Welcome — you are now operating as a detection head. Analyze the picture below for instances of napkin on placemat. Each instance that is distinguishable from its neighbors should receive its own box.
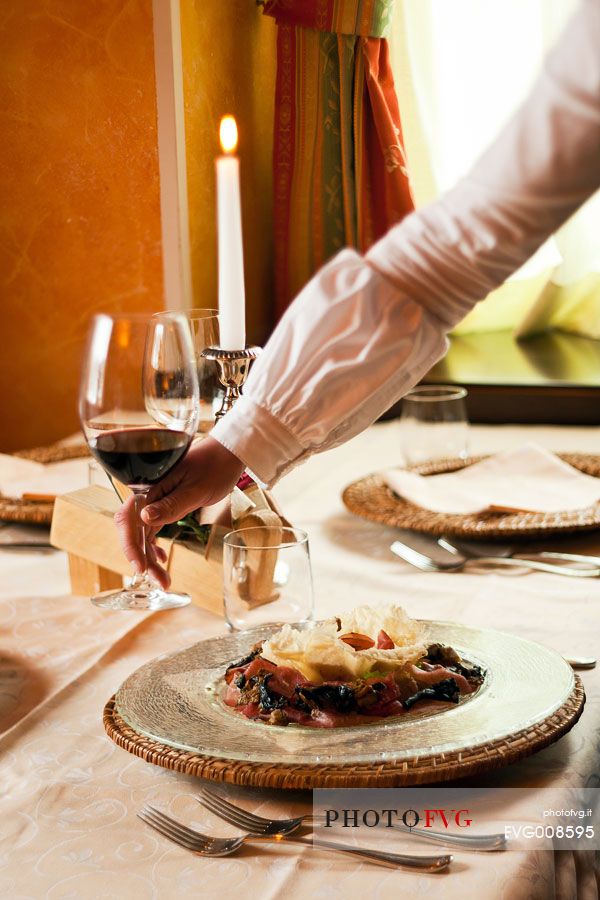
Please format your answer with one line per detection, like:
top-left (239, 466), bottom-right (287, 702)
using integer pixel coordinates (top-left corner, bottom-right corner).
top-left (0, 455), bottom-right (91, 500)
top-left (383, 443), bottom-right (600, 515)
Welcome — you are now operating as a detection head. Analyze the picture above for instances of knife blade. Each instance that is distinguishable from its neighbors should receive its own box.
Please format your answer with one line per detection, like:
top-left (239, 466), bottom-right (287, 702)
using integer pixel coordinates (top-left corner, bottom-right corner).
top-left (440, 536), bottom-right (600, 570)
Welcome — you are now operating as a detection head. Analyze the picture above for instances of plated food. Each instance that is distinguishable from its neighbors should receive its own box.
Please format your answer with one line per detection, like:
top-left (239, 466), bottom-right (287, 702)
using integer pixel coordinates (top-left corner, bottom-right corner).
top-left (113, 618), bottom-right (580, 784)
top-left (223, 605), bottom-right (484, 727)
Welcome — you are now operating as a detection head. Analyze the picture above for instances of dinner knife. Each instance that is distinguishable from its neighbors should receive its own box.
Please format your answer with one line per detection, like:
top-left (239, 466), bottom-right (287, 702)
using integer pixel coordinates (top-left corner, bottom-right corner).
top-left (390, 530), bottom-right (600, 576)
top-left (440, 536), bottom-right (600, 571)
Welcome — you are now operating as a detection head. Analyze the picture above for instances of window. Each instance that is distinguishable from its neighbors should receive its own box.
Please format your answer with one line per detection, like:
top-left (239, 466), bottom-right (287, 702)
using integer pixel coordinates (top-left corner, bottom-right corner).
top-left (391, 0), bottom-right (600, 339)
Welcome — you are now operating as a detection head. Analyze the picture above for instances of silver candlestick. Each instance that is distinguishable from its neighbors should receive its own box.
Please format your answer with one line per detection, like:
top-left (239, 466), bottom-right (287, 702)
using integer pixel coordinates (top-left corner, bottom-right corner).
top-left (201, 346), bottom-right (262, 420)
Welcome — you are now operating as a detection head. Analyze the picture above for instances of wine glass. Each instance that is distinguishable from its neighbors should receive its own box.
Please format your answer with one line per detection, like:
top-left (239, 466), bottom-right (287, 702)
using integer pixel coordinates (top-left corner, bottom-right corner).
top-left (156, 308), bottom-right (222, 433)
top-left (399, 385), bottom-right (470, 466)
top-left (222, 526), bottom-right (315, 630)
top-left (79, 312), bottom-right (199, 610)
top-left (186, 308), bottom-right (223, 433)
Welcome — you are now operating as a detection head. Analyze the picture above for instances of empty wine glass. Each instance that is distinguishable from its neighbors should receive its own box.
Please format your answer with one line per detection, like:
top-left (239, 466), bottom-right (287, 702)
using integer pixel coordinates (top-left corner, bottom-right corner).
top-left (79, 312), bottom-right (199, 610)
top-left (223, 526), bottom-right (315, 630)
top-left (187, 308), bottom-right (223, 432)
top-left (156, 308), bottom-right (222, 433)
top-left (400, 385), bottom-right (469, 466)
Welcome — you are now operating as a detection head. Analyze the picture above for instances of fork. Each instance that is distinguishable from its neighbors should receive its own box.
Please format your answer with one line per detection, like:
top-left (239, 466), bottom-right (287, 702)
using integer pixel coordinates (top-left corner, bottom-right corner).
top-left (197, 788), bottom-right (506, 852)
top-left (390, 539), bottom-right (599, 577)
top-left (439, 537), bottom-right (600, 577)
top-left (137, 804), bottom-right (452, 871)
top-left (197, 787), bottom-right (310, 836)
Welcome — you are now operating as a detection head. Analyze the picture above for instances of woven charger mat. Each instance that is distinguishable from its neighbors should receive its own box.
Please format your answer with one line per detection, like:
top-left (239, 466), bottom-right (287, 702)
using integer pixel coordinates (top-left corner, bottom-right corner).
top-left (343, 453), bottom-right (600, 540)
top-left (103, 677), bottom-right (584, 789)
top-left (0, 442), bottom-right (90, 525)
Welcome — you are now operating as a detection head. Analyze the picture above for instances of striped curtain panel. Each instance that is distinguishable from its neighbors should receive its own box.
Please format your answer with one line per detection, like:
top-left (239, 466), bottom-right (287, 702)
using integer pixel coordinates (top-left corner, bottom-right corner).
top-left (263, 0), bottom-right (414, 317)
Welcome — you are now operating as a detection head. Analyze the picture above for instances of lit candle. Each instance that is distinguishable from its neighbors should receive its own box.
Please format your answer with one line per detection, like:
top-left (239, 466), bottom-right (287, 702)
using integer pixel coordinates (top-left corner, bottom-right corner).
top-left (216, 115), bottom-right (246, 350)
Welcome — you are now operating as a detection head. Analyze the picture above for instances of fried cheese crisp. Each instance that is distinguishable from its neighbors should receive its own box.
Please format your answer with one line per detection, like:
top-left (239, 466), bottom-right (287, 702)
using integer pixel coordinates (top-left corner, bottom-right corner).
top-left (261, 604), bottom-right (428, 682)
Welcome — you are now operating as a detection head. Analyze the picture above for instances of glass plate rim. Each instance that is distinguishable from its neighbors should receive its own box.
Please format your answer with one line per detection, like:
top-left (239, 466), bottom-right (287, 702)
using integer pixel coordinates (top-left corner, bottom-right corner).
top-left (115, 619), bottom-right (574, 765)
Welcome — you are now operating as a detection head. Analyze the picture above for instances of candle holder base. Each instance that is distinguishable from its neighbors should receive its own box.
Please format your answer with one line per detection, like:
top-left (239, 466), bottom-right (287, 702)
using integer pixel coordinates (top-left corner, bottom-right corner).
top-left (201, 346), bottom-right (262, 420)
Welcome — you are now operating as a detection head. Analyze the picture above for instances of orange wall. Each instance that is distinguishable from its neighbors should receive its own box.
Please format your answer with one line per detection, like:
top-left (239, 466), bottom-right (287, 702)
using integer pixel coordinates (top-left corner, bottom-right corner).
top-left (181, 1), bottom-right (276, 344)
top-left (0, 0), bottom-right (164, 451)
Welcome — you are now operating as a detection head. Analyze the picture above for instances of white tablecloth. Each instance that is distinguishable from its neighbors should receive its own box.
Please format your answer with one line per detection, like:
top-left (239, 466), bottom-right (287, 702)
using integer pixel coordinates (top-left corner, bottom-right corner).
top-left (1, 422), bottom-right (599, 898)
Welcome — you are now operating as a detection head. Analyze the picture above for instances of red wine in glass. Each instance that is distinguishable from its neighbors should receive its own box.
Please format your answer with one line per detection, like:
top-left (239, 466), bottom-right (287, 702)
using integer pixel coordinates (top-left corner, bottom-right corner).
top-left (79, 313), bottom-right (199, 611)
top-left (89, 428), bottom-right (191, 487)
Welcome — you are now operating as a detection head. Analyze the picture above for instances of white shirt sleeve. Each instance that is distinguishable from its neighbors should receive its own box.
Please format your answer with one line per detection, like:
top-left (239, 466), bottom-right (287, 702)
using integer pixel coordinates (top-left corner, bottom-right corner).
top-left (212, 0), bottom-right (600, 487)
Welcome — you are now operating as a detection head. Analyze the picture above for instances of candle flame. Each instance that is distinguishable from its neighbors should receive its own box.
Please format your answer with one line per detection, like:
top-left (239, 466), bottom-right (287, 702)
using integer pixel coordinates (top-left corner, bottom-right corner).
top-left (115, 320), bottom-right (131, 349)
top-left (220, 115), bottom-right (238, 154)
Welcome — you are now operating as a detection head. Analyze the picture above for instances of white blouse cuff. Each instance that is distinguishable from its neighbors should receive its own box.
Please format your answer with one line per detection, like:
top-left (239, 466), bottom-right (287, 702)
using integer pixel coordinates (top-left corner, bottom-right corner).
top-left (210, 394), bottom-right (305, 486)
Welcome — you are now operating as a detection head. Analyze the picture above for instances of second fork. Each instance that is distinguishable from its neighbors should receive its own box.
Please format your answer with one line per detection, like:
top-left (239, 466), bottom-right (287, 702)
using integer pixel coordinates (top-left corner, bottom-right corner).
top-left (197, 787), bottom-right (506, 851)
top-left (139, 804), bottom-right (452, 871)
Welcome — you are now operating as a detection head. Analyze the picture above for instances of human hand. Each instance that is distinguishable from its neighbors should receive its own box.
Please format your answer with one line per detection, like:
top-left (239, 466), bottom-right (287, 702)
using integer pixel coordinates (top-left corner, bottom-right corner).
top-left (114, 436), bottom-right (245, 588)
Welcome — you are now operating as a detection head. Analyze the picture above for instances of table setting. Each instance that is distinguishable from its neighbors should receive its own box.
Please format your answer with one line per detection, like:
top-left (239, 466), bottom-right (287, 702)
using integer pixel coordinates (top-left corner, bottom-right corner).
top-left (3, 400), bottom-right (600, 897)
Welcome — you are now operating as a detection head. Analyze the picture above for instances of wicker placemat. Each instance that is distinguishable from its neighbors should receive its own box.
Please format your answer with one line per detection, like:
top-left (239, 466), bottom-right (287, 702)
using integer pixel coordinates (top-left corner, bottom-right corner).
top-left (14, 442), bottom-right (89, 464)
top-left (0, 441), bottom-right (90, 525)
top-left (343, 454), bottom-right (600, 540)
top-left (103, 676), bottom-right (584, 789)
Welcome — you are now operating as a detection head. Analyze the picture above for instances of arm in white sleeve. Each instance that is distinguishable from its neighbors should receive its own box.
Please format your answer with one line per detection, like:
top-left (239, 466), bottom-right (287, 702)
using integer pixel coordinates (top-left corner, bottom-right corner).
top-left (212, 0), bottom-right (600, 486)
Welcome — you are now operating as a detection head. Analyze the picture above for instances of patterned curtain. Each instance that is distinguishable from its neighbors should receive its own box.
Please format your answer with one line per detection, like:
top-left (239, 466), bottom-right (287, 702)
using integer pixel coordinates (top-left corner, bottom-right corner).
top-left (262, 0), bottom-right (414, 317)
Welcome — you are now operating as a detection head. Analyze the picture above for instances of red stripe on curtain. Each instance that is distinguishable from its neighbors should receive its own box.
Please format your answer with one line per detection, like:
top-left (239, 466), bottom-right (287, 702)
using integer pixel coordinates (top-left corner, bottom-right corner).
top-left (361, 39), bottom-right (412, 239)
top-left (264, 1), bottom-right (413, 317)
top-left (272, 23), bottom-right (297, 319)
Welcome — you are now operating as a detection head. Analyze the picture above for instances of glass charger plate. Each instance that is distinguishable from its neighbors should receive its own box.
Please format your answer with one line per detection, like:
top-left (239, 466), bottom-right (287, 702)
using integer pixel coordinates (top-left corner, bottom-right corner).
top-left (115, 621), bottom-right (579, 769)
top-left (342, 454), bottom-right (600, 539)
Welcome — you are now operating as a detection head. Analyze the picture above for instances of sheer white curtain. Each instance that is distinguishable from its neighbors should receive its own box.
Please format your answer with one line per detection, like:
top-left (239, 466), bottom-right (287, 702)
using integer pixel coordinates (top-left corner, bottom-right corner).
top-left (391, 0), bottom-right (600, 338)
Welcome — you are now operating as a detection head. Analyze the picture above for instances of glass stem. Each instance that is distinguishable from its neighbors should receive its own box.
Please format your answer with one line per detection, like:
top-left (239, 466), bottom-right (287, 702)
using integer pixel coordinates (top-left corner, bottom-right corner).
top-left (130, 489), bottom-right (151, 589)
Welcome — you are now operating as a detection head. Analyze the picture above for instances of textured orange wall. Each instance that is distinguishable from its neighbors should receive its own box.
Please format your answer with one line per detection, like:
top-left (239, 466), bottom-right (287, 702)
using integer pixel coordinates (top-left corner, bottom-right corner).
top-left (181, 1), bottom-right (276, 343)
top-left (0, 1), bottom-right (164, 451)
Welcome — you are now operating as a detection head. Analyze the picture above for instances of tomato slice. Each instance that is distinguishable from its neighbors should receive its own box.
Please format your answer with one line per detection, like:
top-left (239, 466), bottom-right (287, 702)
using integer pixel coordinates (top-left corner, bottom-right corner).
top-left (339, 632), bottom-right (375, 650)
top-left (376, 629), bottom-right (395, 649)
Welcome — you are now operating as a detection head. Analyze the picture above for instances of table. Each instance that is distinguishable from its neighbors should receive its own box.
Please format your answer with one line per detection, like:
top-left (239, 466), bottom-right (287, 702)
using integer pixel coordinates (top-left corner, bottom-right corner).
top-left (1, 422), bottom-right (599, 899)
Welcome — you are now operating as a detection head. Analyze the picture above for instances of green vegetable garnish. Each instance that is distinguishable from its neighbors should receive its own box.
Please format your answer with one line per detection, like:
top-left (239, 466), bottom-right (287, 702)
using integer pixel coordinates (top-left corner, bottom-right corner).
top-left (361, 668), bottom-right (389, 680)
top-left (157, 515), bottom-right (211, 545)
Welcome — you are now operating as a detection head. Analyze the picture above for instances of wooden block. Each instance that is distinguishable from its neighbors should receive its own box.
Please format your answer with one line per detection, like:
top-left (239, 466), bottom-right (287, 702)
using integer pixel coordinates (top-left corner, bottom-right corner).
top-left (51, 486), bottom-right (224, 616)
top-left (51, 486), bottom-right (126, 573)
top-left (164, 538), bottom-right (223, 614)
top-left (68, 555), bottom-right (123, 596)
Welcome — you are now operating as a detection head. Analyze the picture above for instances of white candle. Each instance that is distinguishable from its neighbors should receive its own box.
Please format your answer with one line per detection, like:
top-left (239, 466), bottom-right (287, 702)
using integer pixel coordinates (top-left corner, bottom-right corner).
top-left (216, 115), bottom-right (246, 350)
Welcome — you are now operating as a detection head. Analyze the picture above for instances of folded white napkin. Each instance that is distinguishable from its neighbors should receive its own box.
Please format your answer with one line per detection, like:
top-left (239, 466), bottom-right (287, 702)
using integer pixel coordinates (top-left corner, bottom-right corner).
top-left (383, 443), bottom-right (600, 515)
top-left (0, 455), bottom-right (92, 500)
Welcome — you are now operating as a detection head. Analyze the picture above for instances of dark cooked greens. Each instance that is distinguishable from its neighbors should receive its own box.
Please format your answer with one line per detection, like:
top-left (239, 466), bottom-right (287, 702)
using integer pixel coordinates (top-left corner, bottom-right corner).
top-left (224, 646), bottom-right (262, 679)
top-left (256, 674), bottom-right (287, 712)
top-left (295, 683), bottom-right (359, 713)
top-left (426, 643), bottom-right (484, 682)
top-left (403, 677), bottom-right (460, 710)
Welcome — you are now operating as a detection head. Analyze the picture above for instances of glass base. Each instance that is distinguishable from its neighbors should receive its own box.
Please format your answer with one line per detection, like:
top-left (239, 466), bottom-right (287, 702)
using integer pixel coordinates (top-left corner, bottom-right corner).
top-left (91, 587), bottom-right (191, 611)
